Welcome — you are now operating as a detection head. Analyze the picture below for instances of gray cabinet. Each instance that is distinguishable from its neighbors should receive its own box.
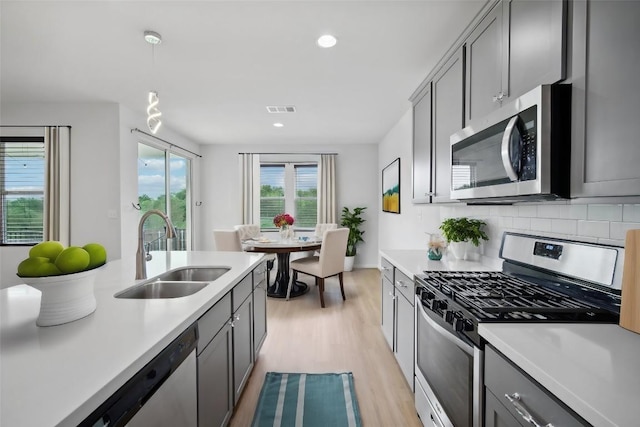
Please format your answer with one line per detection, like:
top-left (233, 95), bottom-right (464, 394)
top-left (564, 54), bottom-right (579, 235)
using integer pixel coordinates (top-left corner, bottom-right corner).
top-left (232, 274), bottom-right (254, 404)
top-left (253, 262), bottom-right (267, 358)
top-left (465, 0), bottom-right (566, 124)
top-left (570, 0), bottom-right (640, 198)
top-left (465, 1), bottom-right (505, 123)
top-left (432, 48), bottom-right (464, 203)
top-left (198, 323), bottom-right (233, 427)
top-left (380, 257), bottom-right (414, 391)
top-left (197, 293), bottom-right (233, 427)
top-left (412, 83), bottom-right (433, 203)
top-left (484, 345), bottom-right (588, 426)
top-left (381, 258), bottom-right (395, 348)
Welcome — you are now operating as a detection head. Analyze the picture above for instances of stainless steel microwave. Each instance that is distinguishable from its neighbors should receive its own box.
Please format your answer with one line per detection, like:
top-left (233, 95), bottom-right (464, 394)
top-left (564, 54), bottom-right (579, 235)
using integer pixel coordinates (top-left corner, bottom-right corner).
top-left (450, 84), bottom-right (571, 202)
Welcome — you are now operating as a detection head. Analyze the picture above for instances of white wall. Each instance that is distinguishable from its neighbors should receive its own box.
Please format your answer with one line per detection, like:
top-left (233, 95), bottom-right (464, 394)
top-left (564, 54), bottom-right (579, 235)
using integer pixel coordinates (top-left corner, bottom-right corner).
top-left (197, 143), bottom-right (379, 268)
top-left (378, 107), bottom-right (640, 263)
top-left (1, 103), bottom-right (122, 287)
top-left (0, 102), bottom-right (201, 287)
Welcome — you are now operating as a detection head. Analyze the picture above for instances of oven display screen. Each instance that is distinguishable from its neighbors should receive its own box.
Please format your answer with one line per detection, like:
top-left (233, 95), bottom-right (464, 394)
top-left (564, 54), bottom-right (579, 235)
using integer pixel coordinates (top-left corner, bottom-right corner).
top-left (533, 241), bottom-right (563, 259)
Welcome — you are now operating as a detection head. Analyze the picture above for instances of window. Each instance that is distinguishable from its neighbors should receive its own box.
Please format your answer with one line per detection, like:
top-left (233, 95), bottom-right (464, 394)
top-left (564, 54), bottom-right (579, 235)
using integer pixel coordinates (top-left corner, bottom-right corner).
top-left (0, 137), bottom-right (45, 244)
top-left (138, 143), bottom-right (191, 250)
top-left (259, 162), bottom-right (318, 229)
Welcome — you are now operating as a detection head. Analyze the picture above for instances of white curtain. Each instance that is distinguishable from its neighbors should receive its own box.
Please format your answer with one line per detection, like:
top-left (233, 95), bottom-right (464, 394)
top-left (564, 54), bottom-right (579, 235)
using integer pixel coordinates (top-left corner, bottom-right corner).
top-left (44, 126), bottom-right (70, 244)
top-left (239, 153), bottom-right (260, 224)
top-left (318, 154), bottom-right (337, 223)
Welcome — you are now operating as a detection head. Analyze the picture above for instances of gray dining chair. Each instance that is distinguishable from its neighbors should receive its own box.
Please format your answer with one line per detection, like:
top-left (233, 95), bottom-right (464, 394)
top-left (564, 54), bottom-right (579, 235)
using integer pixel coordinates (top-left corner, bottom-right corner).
top-left (289, 228), bottom-right (349, 308)
top-left (213, 229), bottom-right (242, 251)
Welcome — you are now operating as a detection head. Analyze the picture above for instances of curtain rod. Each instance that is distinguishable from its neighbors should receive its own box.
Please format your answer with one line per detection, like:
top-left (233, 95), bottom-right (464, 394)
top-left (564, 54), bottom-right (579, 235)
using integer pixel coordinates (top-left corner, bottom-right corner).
top-left (131, 128), bottom-right (202, 158)
top-left (238, 152), bottom-right (338, 155)
top-left (0, 125), bottom-right (72, 128)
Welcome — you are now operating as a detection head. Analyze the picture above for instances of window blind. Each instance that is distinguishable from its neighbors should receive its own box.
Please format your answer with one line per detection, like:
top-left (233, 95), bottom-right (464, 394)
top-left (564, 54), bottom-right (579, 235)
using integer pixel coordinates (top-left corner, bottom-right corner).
top-left (260, 165), bottom-right (285, 228)
top-left (0, 137), bottom-right (45, 244)
top-left (294, 165), bottom-right (317, 228)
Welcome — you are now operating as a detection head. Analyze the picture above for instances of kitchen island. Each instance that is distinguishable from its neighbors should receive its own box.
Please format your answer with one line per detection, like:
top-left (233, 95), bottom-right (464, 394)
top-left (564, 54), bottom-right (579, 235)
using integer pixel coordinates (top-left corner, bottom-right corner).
top-left (0, 251), bottom-right (264, 427)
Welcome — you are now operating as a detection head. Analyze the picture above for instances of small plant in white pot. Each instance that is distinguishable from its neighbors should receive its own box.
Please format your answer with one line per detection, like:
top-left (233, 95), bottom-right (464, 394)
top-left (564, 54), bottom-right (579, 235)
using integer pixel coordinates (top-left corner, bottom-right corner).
top-left (439, 217), bottom-right (488, 261)
top-left (340, 206), bottom-right (366, 271)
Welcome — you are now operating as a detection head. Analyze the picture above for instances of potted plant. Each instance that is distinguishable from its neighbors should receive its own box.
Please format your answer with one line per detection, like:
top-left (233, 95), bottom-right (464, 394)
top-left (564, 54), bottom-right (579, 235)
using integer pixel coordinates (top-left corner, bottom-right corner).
top-left (439, 217), bottom-right (488, 260)
top-left (340, 206), bottom-right (367, 271)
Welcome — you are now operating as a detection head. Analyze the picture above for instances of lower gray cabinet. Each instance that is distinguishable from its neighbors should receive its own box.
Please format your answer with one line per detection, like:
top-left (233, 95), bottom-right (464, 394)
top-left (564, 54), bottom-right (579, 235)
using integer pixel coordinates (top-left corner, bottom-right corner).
top-left (484, 345), bottom-right (588, 426)
top-left (253, 263), bottom-right (267, 358)
top-left (232, 291), bottom-right (253, 404)
top-left (197, 323), bottom-right (233, 427)
top-left (380, 257), bottom-right (414, 391)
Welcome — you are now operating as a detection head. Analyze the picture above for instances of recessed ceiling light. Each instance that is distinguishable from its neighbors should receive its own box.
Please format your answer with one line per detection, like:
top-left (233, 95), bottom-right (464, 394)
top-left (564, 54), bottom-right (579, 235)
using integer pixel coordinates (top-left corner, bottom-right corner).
top-left (273, 123), bottom-right (284, 128)
top-left (317, 34), bottom-right (337, 48)
top-left (144, 30), bottom-right (162, 45)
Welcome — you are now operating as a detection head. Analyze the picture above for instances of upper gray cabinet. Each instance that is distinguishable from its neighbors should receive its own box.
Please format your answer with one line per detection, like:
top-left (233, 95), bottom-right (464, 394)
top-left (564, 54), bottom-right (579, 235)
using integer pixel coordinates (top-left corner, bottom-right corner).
top-left (412, 83), bottom-right (433, 203)
top-left (570, 0), bottom-right (640, 198)
top-left (465, 0), bottom-right (566, 124)
top-left (432, 49), bottom-right (465, 204)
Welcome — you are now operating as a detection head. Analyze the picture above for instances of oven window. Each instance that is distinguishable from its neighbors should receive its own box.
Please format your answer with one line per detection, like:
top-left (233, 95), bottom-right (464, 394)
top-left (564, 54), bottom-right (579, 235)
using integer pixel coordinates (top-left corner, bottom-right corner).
top-left (417, 307), bottom-right (474, 427)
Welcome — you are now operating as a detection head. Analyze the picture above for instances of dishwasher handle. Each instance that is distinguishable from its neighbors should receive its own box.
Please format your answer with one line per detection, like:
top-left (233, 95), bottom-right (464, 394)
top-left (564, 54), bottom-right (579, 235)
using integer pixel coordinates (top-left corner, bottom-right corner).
top-left (79, 325), bottom-right (198, 427)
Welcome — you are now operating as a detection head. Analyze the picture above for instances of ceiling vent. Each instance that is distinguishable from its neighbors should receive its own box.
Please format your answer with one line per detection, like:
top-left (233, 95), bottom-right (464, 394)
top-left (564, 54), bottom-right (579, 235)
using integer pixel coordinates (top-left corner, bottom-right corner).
top-left (266, 105), bottom-right (296, 113)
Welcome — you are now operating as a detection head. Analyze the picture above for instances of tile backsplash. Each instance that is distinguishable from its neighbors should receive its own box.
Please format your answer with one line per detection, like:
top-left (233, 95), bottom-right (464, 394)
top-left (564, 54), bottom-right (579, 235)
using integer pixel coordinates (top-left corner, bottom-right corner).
top-left (440, 203), bottom-right (640, 260)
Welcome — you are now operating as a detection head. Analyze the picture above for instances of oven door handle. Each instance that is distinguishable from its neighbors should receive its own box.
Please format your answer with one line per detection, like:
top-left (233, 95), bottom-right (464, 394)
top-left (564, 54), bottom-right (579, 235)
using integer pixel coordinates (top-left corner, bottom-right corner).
top-left (501, 116), bottom-right (520, 181)
top-left (416, 296), bottom-right (474, 356)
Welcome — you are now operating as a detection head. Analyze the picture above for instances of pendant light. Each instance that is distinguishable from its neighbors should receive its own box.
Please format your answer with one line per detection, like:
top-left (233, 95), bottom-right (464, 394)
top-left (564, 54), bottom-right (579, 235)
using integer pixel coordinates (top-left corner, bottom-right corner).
top-left (144, 30), bottom-right (162, 134)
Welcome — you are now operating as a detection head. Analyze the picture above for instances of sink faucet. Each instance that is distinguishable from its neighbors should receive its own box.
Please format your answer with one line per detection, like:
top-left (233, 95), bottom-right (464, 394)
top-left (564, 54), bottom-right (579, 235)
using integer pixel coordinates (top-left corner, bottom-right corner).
top-left (136, 209), bottom-right (177, 280)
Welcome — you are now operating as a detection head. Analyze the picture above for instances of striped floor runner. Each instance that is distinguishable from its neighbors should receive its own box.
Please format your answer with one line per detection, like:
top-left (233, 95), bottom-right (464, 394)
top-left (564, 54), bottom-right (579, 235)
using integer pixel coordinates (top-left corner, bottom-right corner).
top-left (251, 372), bottom-right (362, 427)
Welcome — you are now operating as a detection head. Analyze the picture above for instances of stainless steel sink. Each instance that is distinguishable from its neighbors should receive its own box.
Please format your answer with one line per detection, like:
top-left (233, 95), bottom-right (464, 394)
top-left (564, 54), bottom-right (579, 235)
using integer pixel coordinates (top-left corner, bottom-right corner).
top-left (115, 267), bottom-right (230, 299)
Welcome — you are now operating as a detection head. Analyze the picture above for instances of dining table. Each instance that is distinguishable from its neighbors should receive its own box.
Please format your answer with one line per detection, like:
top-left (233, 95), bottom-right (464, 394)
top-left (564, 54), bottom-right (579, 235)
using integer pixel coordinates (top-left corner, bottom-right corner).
top-left (243, 238), bottom-right (322, 298)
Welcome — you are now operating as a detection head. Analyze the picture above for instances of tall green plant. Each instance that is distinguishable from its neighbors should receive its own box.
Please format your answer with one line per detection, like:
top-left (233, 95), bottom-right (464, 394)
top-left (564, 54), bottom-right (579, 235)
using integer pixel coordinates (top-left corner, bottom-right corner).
top-left (340, 206), bottom-right (367, 256)
top-left (439, 217), bottom-right (488, 246)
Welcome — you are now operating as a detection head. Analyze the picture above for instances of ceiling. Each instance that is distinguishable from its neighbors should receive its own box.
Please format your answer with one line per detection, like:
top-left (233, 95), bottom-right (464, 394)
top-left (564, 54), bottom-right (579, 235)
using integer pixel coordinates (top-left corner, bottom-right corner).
top-left (1, 1), bottom-right (485, 146)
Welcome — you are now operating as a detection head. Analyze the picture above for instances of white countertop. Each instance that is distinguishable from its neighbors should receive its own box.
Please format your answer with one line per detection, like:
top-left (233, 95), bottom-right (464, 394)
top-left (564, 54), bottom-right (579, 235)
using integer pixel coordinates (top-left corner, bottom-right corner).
top-left (379, 249), bottom-right (502, 277)
top-left (480, 323), bottom-right (640, 427)
top-left (0, 251), bottom-right (264, 427)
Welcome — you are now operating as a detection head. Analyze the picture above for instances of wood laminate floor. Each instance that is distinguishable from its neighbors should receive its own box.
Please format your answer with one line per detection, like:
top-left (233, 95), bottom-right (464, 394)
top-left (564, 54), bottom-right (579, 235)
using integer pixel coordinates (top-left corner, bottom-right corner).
top-left (229, 268), bottom-right (422, 427)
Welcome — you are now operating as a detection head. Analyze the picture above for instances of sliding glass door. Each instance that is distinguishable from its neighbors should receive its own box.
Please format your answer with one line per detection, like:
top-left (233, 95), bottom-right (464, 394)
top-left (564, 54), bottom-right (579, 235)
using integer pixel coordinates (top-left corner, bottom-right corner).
top-left (138, 143), bottom-right (191, 250)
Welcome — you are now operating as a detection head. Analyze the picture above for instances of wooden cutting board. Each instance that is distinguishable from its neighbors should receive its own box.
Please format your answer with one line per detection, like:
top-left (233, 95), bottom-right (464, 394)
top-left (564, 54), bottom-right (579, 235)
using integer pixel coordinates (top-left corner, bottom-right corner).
top-left (620, 229), bottom-right (640, 333)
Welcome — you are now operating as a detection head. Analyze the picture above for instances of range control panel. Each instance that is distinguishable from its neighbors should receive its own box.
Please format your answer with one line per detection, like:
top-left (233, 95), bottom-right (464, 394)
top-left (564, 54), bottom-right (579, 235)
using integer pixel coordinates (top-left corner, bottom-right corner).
top-left (533, 241), bottom-right (563, 260)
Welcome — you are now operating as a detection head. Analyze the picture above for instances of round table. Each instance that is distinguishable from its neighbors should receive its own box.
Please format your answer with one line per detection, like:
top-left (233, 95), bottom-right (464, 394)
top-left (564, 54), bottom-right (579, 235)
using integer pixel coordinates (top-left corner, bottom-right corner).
top-left (244, 240), bottom-right (322, 298)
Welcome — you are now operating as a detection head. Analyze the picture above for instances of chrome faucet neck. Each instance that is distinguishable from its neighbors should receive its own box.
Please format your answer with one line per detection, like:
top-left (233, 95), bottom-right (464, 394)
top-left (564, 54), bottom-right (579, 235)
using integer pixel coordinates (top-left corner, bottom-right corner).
top-left (135, 209), bottom-right (177, 280)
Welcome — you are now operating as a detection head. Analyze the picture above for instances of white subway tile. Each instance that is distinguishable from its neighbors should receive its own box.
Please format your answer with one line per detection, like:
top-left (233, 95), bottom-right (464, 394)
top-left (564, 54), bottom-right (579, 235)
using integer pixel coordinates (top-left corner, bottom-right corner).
top-left (623, 205), bottom-right (640, 222)
top-left (513, 217), bottom-right (531, 230)
top-left (610, 222), bottom-right (640, 240)
top-left (577, 220), bottom-right (609, 238)
top-left (499, 217), bottom-right (514, 228)
top-left (469, 206), bottom-right (491, 216)
top-left (490, 205), bottom-right (516, 217)
top-left (567, 205), bottom-right (588, 220)
top-left (518, 205), bottom-right (538, 217)
top-left (537, 205), bottom-right (567, 219)
top-left (551, 219), bottom-right (577, 235)
top-left (597, 238), bottom-right (625, 247)
top-left (530, 218), bottom-right (552, 232)
top-left (587, 204), bottom-right (623, 221)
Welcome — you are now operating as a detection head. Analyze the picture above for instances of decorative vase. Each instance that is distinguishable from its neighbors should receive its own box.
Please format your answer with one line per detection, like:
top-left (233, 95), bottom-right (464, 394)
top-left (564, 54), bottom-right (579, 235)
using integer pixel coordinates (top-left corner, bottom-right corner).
top-left (448, 241), bottom-right (469, 260)
top-left (344, 256), bottom-right (355, 272)
top-left (19, 266), bottom-right (102, 326)
top-left (279, 225), bottom-right (294, 241)
top-left (428, 247), bottom-right (443, 260)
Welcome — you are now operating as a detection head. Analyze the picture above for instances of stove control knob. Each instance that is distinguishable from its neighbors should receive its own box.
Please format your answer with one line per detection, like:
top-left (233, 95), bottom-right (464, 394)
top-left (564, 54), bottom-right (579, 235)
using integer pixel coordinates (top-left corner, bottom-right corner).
top-left (452, 313), bottom-right (466, 332)
top-left (444, 310), bottom-right (455, 323)
top-left (429, 299), bottom-right (447, 311)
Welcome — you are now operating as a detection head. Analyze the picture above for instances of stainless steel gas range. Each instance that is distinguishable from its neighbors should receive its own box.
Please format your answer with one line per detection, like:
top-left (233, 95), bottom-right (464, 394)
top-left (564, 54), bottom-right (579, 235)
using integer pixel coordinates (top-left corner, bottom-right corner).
top-left (413, 232), bottom-right (624, 427)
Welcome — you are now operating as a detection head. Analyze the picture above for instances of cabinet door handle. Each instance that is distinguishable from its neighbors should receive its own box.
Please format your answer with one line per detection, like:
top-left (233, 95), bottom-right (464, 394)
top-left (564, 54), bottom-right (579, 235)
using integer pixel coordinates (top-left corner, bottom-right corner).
top-left (492, 92), bottom-right (505, 103)
top-left (396, 280), bottom-right (408, 288)
top-left (388, 291), bottom-right (397, 300)
top-left (504, 393), bottom-right (554, 427)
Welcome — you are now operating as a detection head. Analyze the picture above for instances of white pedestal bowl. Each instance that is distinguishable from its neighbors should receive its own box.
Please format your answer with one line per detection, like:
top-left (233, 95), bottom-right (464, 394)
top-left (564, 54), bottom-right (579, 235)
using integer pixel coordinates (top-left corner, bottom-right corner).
top-left (19, 267), bottom-right (101, 327)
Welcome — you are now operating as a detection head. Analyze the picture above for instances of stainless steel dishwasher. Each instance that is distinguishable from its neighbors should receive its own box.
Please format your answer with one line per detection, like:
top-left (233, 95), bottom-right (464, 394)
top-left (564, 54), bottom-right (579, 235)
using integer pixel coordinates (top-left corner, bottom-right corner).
top-left (80, 325), bottom-right (198, 427)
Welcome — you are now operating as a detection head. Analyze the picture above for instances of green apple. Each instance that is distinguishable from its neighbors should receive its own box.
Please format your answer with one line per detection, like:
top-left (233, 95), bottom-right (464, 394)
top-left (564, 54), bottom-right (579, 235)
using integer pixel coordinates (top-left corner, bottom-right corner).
top-left (18, 256), bottom-right (53, 277)
top-left (29, 241), bottom-right (64, 262)
top-left (55, 247), bottom-right (90, 274)
top-left (83, 243), bottom-right (107, 269)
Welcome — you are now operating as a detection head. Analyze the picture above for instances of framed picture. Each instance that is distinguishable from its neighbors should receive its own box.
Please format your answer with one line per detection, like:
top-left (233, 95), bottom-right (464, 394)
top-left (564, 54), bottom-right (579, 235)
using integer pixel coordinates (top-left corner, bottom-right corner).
top-left (382, 158), bottom-right (400, 213)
